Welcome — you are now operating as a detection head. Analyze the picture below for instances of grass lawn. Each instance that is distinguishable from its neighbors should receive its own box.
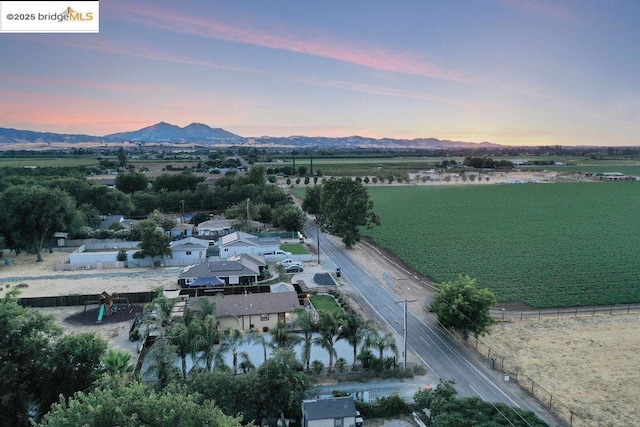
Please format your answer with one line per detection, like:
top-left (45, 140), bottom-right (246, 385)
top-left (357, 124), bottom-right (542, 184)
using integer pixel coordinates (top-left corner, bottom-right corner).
top-left (310, 295), bottom-right (342, 315)
top-left (281, 243), bottom-right (309, 254)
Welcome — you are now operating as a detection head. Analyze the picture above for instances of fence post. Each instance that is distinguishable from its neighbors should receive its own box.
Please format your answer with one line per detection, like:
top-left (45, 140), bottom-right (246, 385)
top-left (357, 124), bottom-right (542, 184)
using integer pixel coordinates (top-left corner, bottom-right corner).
top-left (514, 368), bottom-right (518, 382)
top-left (520, 311), bottom-right (523, 321)
top-left (575, 307), bottom-right (577, 317)
top-left (549, 395), bottom-right (553, 408)
top-left (531, 380), bottom-right (535, 394)
top-left (488, 348), bottom-right (491, 359)
top-left (475, 337), bottom-right (478, 350)
top-left (570, 410), bottom-right (574, 426)
top-left (557, 309), bottom-right (559, 319)
top-left (538, 310), bottom-right (541, 320)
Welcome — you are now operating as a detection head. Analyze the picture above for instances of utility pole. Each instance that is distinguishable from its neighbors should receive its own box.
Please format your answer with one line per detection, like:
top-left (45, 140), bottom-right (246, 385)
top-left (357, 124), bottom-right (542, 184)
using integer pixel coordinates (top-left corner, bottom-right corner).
top-left (395, 299), bottom-right (417, 370)
top-left (315, 216), bottom-right (320, 264)
top-left (246, 198), bottom-right (251, 231)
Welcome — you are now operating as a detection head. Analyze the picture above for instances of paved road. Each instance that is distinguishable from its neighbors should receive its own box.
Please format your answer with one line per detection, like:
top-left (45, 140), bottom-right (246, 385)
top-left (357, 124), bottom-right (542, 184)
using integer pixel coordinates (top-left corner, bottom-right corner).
top-left (303, 220), bottom-right (558, 425)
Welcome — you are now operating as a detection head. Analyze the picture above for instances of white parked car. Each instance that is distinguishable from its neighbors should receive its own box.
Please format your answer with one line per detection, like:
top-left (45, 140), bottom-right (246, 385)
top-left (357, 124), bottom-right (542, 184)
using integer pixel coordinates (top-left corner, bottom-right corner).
top-left (277, 258), bottom-right (302, 267)
top-left (265, 249), bottom-right (292, 256)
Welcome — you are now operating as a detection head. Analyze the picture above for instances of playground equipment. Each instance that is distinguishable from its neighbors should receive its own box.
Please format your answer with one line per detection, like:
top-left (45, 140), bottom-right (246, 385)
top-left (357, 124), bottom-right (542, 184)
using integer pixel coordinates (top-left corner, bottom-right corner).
top-left (84, 291), bottom-right (130, 323)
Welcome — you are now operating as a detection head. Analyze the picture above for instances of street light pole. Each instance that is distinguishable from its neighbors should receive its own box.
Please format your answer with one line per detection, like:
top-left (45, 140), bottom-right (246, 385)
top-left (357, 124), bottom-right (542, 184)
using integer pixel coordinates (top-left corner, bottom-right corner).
top-left (395, 299), bottom-right (417, 370)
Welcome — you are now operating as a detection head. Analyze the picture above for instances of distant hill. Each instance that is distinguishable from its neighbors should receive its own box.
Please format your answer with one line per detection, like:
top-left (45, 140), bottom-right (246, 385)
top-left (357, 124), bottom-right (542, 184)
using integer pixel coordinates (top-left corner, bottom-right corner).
top-left (0, 122), bottom-right (502, 149)
top-left (0, 127), bottom-right (104, 144)
top-left (247, 135), bottom-right (502, 149)
top-left (105, 122), bottom-right (242, 142)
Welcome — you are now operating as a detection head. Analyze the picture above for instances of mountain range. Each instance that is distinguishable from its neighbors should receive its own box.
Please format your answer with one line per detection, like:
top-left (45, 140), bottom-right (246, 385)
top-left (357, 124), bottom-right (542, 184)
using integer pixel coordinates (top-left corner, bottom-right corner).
top-left (0, 122), bottom-right (501, 149)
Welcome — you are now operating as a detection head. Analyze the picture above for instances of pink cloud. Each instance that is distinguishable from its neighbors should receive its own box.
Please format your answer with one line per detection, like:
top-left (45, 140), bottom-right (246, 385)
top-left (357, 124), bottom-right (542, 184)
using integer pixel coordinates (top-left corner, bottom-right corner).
top-left (32, 36), bottom-right (254, 73)
top-left (113, 4), bottom-right (471, 83)
top-left (0, 73), bottom-right (164, 94)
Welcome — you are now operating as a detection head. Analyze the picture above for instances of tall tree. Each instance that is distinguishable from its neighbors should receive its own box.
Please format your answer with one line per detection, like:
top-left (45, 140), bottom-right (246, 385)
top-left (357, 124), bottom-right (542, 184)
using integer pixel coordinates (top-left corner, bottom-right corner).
top-left (117, 146), bottom-right (128, 167)
top-left (320, 178), bottom-right (380, 247)
top-left (222, 328), bottom-right (247, 375)
top-left (38, 381), bottom-right (243, 427)
top-left (0, 290), bottom-right (61, 426)
top-left (341, 312), bottom-right (375, 368)
top-left (0, 185), bottom-right (81, 261)
top-left (39, 332), bottom-right (108, 415)
top-left (301, 185), bottom-right (322, 215)
top-left (192, 314), bottom-right (222, 372)
top-left (115, 172), bottom-right (149, 193)
top-left (136, 221), bottom-right (172, 265)
top-left (294, 307), bottom-right (317, 371)
top-left (313, 311), bottom-right (344, 372)
top-left (429, 274), bottom-right (497, 340)
top-left (364, 330), bottom-right (397, 361)
top-left (169, 318), bottom-right (202, 380)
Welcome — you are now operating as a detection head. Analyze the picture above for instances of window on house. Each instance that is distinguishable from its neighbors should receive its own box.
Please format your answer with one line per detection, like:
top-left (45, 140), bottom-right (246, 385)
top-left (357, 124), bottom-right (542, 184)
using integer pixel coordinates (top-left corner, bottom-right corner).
top-left (186, 251), bottom-right (192, 255)
top-left (260, 313), bottom-right (269, 321)
top-left (334, 419), bottom-right (344, 427)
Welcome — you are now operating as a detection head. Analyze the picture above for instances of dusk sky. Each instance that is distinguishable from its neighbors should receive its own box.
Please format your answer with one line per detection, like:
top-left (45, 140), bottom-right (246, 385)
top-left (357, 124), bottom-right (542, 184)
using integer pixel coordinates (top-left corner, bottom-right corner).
top-left (1, 0), bottom-right (639, 146)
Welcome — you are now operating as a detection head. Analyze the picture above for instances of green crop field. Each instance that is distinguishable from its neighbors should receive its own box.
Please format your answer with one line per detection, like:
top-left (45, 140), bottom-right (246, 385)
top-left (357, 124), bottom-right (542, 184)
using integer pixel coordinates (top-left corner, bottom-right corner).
top-left (364, 182), bottom-right (640, 308)
top-left (0, 157), bottom-right (99, 168)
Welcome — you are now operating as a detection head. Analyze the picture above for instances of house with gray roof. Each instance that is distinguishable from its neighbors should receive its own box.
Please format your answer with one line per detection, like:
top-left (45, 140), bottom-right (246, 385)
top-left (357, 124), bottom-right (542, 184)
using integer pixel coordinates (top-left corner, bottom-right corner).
top-left (301, 396), bottom-right (360, 427)
top-left (206, 290), bottom-right (300, 331)
top-left (177, 253), bottom-right (266, 288)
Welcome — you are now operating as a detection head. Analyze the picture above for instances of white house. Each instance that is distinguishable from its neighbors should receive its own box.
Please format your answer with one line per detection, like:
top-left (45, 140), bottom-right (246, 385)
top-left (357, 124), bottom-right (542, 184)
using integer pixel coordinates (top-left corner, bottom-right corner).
top-left (169, 237), bottom-right (210, 261)
top-left (217, 231), bottom-right (281, 257)
top-left (195, 218), bottom-right (234, 237)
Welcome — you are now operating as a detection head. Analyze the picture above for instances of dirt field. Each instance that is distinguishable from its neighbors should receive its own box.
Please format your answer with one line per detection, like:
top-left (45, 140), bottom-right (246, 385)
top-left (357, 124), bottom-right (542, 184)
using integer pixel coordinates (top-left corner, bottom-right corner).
top-left (3, 236), bottom-right (639, 425)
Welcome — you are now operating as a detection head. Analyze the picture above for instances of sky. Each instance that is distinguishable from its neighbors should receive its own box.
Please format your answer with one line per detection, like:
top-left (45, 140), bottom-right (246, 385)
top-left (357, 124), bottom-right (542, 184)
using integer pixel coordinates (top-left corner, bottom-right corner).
top-left (1, 0), bottom-right (639, 146)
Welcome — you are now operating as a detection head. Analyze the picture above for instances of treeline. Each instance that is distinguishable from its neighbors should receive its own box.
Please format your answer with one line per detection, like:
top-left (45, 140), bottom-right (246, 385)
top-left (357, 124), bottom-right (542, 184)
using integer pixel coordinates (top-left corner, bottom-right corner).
top-left (0, 165), bottom-right (305, 260)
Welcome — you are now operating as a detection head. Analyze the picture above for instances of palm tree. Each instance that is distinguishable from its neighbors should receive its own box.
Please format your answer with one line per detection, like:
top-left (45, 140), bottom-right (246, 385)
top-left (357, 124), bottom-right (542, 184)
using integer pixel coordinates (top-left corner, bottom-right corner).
top-left (340, 312), bottom-right (375, 369)
top-left (168, 317), bottom-right (202, 379)
top-left (100, 348), bottom-right (134, 381)
top-left (270, 321), bottom-right (302, 351)
top-left (294, 307), bottom-right (317, 371)
top-left (364, 329), bottom-right (398, 361)
top-left (246, 330), bottom-right (270, 364)
top-left (192, 314), bottom-right (220, 371)
top-left (313, 311), bottom-right (344, 372)
top-left (238, 352), bottom-right (254, 373)
top-left (222, 328), bottom-right (245, 375)
top-left (143, 290), bottom-right (176, 332)
top-left (191, 297), bottom-right (217, 320)
top-left (145, 335), bottom-right (179, 390)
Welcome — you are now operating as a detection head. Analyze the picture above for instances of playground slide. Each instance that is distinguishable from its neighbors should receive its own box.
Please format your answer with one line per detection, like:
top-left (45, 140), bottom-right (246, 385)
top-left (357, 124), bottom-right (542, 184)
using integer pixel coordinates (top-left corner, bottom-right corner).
top-left (97, 304), bottom-right (105, 322)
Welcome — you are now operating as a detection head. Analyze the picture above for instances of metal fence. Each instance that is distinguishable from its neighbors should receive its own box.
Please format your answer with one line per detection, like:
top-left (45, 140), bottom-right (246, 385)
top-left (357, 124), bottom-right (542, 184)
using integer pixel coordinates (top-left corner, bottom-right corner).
top-left (19, 291), bottom-right (156, 308)
top-left (491, 304), bottom-right (640, 322)
top-left (470, 337), bottom-right (591, 426)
